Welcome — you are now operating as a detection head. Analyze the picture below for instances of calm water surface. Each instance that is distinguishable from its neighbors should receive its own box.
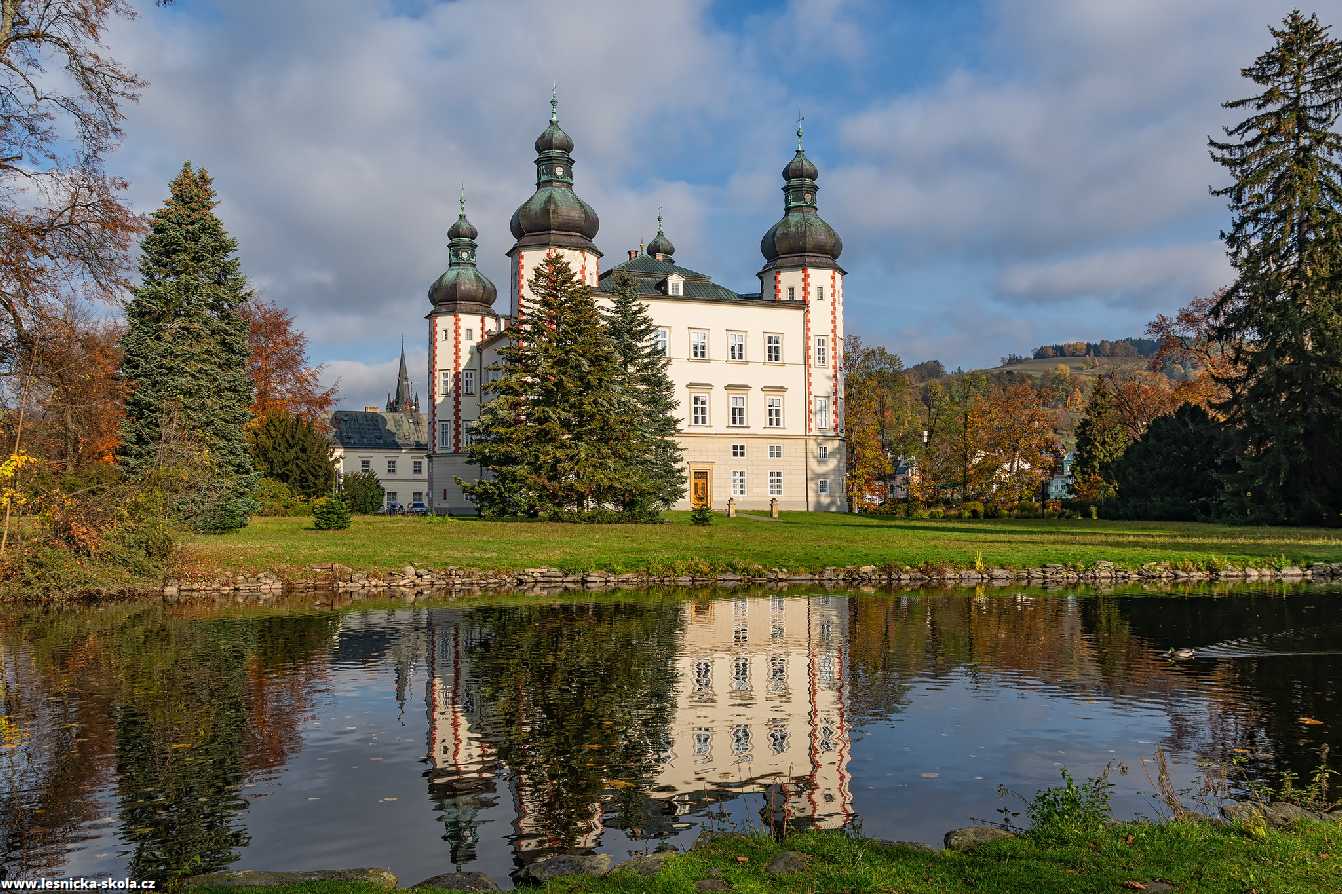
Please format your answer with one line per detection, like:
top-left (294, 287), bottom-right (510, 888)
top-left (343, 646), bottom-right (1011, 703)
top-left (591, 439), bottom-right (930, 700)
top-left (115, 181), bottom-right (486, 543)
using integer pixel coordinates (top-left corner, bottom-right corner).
top-left (2, 587), bottom-right (1340, 886)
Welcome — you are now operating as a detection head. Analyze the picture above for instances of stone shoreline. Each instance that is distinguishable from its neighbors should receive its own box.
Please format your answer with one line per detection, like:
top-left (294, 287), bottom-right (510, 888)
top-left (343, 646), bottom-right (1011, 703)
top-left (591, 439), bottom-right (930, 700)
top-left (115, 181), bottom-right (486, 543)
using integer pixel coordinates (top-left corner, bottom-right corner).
top-left (157, 559), bottom-right (1342, 600)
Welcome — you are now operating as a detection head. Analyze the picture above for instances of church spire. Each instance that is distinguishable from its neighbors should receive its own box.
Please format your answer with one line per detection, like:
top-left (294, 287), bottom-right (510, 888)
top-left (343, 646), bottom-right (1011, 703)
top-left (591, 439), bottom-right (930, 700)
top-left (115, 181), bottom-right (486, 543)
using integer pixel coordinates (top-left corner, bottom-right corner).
top-left (387, 337), bottom-right (416, 413)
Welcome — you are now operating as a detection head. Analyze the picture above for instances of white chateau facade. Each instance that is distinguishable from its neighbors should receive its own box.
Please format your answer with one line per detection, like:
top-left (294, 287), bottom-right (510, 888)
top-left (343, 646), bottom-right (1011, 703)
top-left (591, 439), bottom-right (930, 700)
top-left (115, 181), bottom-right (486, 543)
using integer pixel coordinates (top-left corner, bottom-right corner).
top-left (425, 95), bottom-right (847, 514)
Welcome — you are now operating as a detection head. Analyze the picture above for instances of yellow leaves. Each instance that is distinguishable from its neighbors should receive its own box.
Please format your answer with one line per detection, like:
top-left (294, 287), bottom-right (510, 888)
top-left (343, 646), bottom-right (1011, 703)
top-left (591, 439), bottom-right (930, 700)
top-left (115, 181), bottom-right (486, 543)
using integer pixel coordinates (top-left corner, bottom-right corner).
top-left (169, 742), bottom-right (194, 749)
top-left (606, 779), bottom-right (634, 790)
top-left (1298, 716), bottom-right (1324, 726)
top-left (0, 714), bottom-right (26, 749)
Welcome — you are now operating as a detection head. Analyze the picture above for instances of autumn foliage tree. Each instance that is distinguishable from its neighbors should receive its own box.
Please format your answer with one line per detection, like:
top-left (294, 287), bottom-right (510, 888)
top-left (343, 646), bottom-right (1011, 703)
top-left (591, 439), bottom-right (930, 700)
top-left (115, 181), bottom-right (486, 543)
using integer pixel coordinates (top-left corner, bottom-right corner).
top-left (0, 0), bottom-right (145, 372)
top-left (240, 299), bottom-right (337, 424)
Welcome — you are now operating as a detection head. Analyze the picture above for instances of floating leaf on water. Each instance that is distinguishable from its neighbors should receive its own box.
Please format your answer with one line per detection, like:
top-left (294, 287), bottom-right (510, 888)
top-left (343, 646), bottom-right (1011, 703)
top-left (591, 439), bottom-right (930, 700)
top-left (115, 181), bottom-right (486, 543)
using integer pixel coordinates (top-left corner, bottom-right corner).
top-left (1299, 717), bottom-right (1324, 726)
top-left (169, 742), bottom-right (193, 749)
top-left (920, 772), bottom-right (940, 779)
top-left (1232, 748), bottom-right (1251, 754)
top-left (607, 780), bottom-right (634, 790)
top-left (381, 797), bottom-right (398, 802)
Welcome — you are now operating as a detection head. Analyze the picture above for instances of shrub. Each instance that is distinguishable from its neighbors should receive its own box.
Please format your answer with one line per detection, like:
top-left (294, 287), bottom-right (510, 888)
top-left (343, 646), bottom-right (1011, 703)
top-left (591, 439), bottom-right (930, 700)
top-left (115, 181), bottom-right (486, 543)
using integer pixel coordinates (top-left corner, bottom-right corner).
top-left (689, 506), bottom-right (713, 526)
top-left (1014, 500), bottom-right (1041, 518)
top-left (927, 507), bottom-right (944, 519)
top-left (254, 477), bottom-right (312, 517)
top-left (1025, 768), bottom-right (1115, 843)
top-left (961, 500), bottom-right (985, 519)
top-left (312, 496), bottom-right (352, 530)
top-left (984, 503), bottom-right (1006, 519)
top-left (340, 470), bottom-right (385, 514)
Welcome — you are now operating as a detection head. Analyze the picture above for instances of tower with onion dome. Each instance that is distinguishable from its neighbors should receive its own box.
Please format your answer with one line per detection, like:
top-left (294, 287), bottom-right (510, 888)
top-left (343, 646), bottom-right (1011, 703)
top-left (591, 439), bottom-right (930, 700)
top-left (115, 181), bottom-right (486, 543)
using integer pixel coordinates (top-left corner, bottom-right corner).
top-left (758, 114), bottom-right (846, 442)
top-left (506, 88), bottom-right (602, 319)
top-left (425, 187), bottom-right (503, 508)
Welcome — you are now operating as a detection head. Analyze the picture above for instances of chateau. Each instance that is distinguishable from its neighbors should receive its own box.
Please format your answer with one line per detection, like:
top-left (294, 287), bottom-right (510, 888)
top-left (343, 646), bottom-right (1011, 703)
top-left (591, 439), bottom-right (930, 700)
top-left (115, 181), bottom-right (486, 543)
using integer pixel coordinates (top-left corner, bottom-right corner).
top-left (426, 94), bottom-right (847, 514)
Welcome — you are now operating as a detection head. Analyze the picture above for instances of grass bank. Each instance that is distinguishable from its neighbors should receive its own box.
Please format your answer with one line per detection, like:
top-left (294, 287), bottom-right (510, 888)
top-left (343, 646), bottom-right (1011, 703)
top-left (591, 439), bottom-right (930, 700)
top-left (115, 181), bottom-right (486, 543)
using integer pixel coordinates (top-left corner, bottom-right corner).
top-left (184, 822), bottom-right (1342, 893)
top-left (184, 512), bottom-right (1342, 577)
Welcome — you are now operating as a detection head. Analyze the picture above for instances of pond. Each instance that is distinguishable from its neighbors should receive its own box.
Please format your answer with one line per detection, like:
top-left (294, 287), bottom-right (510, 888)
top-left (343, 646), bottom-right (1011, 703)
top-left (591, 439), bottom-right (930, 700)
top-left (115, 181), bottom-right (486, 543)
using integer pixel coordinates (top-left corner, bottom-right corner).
top-left (2, 586), bottom-right (1340, 886)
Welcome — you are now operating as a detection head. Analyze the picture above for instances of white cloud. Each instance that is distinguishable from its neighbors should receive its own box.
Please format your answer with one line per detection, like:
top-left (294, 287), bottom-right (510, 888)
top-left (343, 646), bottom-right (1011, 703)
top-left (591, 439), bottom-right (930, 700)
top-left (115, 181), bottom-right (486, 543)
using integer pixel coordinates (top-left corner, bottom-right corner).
top-left (998, 243), bottom-right (1231, 309)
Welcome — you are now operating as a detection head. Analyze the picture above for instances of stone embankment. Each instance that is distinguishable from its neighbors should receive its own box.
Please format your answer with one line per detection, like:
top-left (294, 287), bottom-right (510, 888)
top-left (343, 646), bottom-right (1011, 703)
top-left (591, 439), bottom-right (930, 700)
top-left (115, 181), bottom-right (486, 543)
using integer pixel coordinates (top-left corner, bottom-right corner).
top-left (160, 560), bottom-right (1342, 600)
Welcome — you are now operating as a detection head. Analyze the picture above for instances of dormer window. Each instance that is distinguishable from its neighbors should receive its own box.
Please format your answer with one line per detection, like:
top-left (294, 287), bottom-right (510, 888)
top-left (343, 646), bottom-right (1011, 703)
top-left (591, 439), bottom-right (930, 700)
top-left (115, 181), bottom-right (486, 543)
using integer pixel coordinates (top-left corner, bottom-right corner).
top-left (667, 274), bottom-right (685, 296)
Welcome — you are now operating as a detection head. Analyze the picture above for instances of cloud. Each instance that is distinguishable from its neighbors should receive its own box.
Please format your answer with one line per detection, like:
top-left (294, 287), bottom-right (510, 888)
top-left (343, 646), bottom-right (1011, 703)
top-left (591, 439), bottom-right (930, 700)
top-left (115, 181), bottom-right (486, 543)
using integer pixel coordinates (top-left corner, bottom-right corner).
top-left (998, 243), bottom-right (1231, 309)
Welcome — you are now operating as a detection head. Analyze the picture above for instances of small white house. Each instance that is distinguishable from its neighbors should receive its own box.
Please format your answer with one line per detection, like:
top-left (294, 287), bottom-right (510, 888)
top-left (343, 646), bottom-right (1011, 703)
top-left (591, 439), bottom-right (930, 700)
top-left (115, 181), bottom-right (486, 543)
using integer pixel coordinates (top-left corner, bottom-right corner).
top-left (330, 350), bottom-right (430, 509)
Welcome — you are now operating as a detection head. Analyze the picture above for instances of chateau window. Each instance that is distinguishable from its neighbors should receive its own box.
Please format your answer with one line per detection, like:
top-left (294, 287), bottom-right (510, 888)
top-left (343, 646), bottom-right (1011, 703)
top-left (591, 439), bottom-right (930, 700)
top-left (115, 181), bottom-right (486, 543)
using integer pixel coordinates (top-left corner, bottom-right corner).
top-left (413, 460), bottom-right (423, 475)
top-left (818, 479), bottom-right (830, 495)
top-left (690, 329), bottom-right (708, 360)
top-left (771, 622), bottom-right (784, 641)
top-left (768, 656), bottom-right (787, 694)
top-left (693, 660), bottom-right (712, 692)
top-left (412, 491), bottom-right (423, 503)
top-left (386, 491), bottom-right (398, 505)
top-left (465, 328), bottom-right (474, 341)
top-left (765, 333), bottom-right (782, 363)
top-left (769, 444), bottom-right (783, 459)
top-left (816, 285), bottom-right (824, 301)
top-left (787, 286), bottom-right (796, 301)
top-left (733, 624), bottom-right (748, 645)
top-left (813, 396), bottom-right (831, 431)
top-left (732, 657), bottom-right (750, 690)
top-left (731, 443), bottom-right (746, 458)
top-left (814, 336), bottom-right (828, 367)
top-left (360, 458), bottom-right (371, 473)
top-left (654, 327), bottom-right (669, 355)
top-left (769, 471), bottom-right (783, 496)
top-left (387, 459), bottom-right (397, 475)
top-left (769, 723), bottom-right (789, 754)
top-left (818, 444), bottom-right (829, 459)
top-left (732, 470), bottom-right (746, 496)
top-left (461, 369), bottom-right (476, 395)
top-left (730, 395), bottom-right (746, 426)
top-left (766, 398), bottom-right (783, 428)
top-left (439, 421), bottom-right (451, 449)
top-left (691, 394), bottom-right (709, 426)
top-left (693, 727), bottom-right (712, 759)
top-left (728, 331), bottom-right (746, 361)
top-left (440, 371), bottom-right (451, 393)
top-left (732, 724), bottom-right (752, 756)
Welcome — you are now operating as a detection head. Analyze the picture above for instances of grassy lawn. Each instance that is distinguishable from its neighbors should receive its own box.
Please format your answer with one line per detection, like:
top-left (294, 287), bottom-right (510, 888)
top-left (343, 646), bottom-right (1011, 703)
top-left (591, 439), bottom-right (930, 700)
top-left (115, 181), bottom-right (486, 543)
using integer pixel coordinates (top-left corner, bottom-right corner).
top-left (183, 512), bottom-right (1342, 576)
top-left (185, 824), bottom-right (1342, 893)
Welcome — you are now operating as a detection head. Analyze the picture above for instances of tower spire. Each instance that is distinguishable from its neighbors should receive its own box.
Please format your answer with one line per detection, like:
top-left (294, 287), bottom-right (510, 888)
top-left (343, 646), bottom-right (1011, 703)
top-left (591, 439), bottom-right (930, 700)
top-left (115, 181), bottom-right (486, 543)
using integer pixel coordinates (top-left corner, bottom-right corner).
top-left (796, 110), bottom-right (805, 151)
top-left (550, 82), bottom-right (559, 124)
top-left (388, 336), bottom-right (414, 413)
top-left (458, 183), bottom-right (466, 217)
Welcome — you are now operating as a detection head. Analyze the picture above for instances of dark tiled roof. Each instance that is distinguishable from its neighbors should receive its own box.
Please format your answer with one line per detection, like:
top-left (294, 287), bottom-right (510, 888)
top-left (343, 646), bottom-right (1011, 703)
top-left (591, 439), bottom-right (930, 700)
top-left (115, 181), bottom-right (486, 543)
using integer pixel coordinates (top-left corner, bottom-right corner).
top-left (597, 254), bottom-right (763, 303)
top-left (331, 410), bottom-right (427, 450)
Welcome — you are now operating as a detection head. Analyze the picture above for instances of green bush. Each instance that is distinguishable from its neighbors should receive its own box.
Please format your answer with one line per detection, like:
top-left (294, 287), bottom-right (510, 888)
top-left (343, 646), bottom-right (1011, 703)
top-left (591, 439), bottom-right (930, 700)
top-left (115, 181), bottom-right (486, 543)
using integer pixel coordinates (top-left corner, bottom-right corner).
top-left (959, 500), bottom-right (984, 518)
top-left (312, 496), bottom-right (352, 530)
top-left (927, 507), bottom-right (945, 519)
top-left (253, 477), bottom-right (312, 517)
top-left (690, 506), bottom-right (714, 526)
top-left (340, 470), bottom-right (385, 514)
top-left (1025, 768), bottom-right (1114, 843)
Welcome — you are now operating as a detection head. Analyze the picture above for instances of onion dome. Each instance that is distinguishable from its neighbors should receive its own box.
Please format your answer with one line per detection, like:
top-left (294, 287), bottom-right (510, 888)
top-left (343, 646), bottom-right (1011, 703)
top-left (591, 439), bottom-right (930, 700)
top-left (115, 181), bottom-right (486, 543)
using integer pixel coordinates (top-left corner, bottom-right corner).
top-left (760, 115), bottom-right (843, 268)
top-left (429, 187), bottom-right (497, 310)
top-left (645, 212), bottom-right (675, 258)
top-left (509, 87), bottom-right (601, 252)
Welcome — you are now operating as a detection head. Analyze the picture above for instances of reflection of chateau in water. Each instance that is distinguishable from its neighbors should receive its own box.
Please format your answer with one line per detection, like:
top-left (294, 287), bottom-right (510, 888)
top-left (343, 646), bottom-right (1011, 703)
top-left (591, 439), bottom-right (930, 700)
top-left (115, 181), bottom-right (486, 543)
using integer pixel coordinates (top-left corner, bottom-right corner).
top-left (658, 595), bottom-right (852, 829)
top-left (422, 596), bottom-right (853, 860)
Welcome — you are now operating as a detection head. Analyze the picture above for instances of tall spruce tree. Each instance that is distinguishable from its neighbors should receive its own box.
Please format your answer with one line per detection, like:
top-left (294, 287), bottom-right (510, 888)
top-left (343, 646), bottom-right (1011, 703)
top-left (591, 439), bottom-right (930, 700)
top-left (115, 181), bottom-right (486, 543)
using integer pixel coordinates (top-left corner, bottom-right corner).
top-left (119, 163), bottom-right (258, 532)
top-left (1071, 378), bottom-right (1129, 504)
top-left (1210, 11), bottom-right (1342, 525)
top-left (463, 253), bottom-right (627, 518)
top-left (604, 270), bottom-right (685, 517)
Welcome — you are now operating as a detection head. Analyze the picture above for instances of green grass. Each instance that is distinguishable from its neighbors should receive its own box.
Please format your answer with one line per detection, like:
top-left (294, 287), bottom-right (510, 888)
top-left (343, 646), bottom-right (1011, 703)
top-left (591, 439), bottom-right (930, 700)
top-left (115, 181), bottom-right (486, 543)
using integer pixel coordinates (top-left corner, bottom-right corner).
top-left (185, 824), bottom-right (1342, 893)
top-left (183, 512), bottom-right (1342, 576)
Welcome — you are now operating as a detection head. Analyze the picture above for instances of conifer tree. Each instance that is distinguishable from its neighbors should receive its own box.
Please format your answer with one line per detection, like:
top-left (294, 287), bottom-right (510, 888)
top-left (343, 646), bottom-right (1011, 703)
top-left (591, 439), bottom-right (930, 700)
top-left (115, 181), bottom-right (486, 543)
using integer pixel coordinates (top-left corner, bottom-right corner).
top-left (246, 409), bottom-right (336, 498)
top-left (1210, 11), bottom-right (1342, 524)
top-left (603, 270), bottom-right (684, 517)
top-left (463, 253), bottom-right (627, 518)
top-left (1071, 379), bottom-right (1128, 504)
top-left (119, 163), bottom-right (258, 532)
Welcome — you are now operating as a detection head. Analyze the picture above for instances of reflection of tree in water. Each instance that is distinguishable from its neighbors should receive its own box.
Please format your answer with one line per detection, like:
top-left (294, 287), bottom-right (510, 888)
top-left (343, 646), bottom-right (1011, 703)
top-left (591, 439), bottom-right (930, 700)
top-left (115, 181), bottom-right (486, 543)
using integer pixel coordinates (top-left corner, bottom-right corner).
top-left (1109, 592), bottom-right (1342, 785)
top-left (460, 601), bottom-right (683, 856)
top-left (0, 606), bottom-right (336, 883)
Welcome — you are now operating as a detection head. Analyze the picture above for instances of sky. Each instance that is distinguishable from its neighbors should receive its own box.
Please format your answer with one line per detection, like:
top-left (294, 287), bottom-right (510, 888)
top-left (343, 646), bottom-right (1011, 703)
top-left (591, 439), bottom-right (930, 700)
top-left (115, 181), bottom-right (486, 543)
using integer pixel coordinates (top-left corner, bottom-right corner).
top-left (102, 0), bottom-right (1311, 410)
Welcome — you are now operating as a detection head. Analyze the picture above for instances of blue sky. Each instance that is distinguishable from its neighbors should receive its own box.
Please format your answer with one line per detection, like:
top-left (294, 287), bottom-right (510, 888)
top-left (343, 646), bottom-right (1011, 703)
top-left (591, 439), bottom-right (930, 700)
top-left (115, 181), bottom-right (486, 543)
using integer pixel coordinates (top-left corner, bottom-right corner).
top-left (104, 0), bottom-right (1309, 409)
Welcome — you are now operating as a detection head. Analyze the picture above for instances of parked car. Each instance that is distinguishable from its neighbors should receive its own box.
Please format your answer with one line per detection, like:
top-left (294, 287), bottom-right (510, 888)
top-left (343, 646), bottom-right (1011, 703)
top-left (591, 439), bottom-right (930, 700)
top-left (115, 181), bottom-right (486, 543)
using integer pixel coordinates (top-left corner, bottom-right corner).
top-left (384, 501), bottom-right (404, 515)
top-left (406, 501), bottom-right (429, 516)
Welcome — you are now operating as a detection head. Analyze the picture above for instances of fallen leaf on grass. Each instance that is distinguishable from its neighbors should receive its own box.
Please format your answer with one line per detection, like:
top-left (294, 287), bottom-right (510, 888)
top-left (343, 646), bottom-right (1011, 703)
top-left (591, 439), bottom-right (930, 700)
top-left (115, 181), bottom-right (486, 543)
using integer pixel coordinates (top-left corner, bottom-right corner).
top-left (735, 856), bottom-right (748, 864)
top-left (1124, 834), bottom-right (1135, 846)
top-left (1122, 883), bottom-right (1147, 891)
